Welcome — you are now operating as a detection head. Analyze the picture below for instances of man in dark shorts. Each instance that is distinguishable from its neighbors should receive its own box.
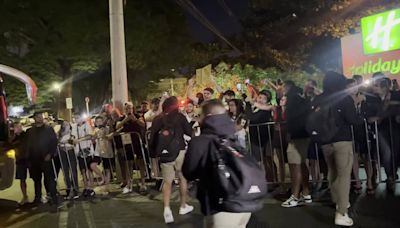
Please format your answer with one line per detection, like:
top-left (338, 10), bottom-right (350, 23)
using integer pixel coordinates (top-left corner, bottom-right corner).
top-left (11, 122), bottom-right (29, 205)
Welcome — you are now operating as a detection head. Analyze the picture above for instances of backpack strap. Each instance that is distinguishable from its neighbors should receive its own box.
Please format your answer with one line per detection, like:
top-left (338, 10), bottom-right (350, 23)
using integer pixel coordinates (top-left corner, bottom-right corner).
top-left (204, 134), bottom-right (244, 159)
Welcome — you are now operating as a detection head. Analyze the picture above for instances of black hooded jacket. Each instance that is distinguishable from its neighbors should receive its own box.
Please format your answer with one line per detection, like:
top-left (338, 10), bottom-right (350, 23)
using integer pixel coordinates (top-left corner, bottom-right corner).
top-left (313, 93), bottom-right (363, 143)
top-left (286, 86), bottom-right (310, 139)
top-left (182, 113), bottom-right (236, 216)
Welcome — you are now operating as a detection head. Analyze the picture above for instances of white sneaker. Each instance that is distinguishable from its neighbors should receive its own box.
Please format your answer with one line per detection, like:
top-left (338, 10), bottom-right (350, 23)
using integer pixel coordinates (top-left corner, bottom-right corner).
top-left (19, 196), bottom-right (29, 205)
top-left (179, 204), bottom-right (194, 215)
top-left (163, 207), bottom-right (174, 224)
top-left (335, 212), bottom-right (354, 226)
top-left (300, 194), bottom-right (312, 204)
top-left (41, 196), bottom-right (48, 204)
top-left (281, 195), bottom-right (300, 208)
top-left (122, 186), bottom-right (132, 194)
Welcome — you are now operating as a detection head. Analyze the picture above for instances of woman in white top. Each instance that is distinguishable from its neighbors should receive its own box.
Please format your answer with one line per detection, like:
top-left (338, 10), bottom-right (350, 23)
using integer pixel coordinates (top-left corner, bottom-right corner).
top-left (58, 121), bottom-right (80, 199)
top-left (71, 114), bottom-right (103, 197)
top-left (92, 116), bottom-right (114, 194)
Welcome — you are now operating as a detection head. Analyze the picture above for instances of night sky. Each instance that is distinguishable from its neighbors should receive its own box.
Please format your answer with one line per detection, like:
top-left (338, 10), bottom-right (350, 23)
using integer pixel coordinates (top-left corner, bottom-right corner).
top-left (180, 0), bottom-right (249, 42)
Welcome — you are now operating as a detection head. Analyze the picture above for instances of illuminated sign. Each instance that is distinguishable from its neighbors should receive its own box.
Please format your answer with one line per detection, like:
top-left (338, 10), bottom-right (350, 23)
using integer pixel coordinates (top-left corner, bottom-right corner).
top-left (341, 33), bottom-right (400, 78)
top-left (361, 8), bottom-right (400, 55)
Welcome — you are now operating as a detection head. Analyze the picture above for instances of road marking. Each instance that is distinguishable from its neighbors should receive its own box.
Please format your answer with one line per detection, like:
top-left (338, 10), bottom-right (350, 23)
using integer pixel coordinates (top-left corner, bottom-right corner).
top-left (82, 203), bottom-right (96, 228)
top-left (6, 212), bottom-right (47, 228)
top-left (58, 208), bottom-right (69, 228)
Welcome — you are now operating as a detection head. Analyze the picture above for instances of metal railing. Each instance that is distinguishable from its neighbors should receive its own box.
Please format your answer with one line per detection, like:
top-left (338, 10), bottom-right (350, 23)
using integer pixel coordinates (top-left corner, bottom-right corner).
top-left (50, 114), bottom-right (400, 192)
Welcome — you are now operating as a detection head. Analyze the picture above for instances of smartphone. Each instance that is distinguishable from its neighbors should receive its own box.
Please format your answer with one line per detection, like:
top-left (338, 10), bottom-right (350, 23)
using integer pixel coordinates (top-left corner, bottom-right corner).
top-left (236, 83), bottom-right (242, 91)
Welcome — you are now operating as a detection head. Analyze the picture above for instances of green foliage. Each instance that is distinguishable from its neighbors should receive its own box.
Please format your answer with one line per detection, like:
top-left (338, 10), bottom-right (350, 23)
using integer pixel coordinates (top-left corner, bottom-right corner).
top-left (0, 0), bottom-right (216, 108)
top-left (213, 61), bottom-right (323, 98)
top-left (241, 0), bottom-right (397, 72)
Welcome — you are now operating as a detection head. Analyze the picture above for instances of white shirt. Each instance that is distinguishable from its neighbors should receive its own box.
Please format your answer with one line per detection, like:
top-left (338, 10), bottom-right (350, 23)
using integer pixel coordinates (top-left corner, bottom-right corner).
top-left (59, 134), bottom-right (75, 151)
top-left (144, 110), bottom-right (160, 129)
top-left (71, 122), bottom-right (95, 156)
top-left (93, 127), bottom-right (114, 158)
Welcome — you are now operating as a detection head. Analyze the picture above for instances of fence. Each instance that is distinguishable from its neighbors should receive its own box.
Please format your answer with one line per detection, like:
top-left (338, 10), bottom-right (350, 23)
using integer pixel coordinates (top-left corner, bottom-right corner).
top-left (51, 116), bottom-right (400, 191)
top-left (51, 130), bottom-right (152, 192)
top-left (246, 118), bottom-right (400, 185)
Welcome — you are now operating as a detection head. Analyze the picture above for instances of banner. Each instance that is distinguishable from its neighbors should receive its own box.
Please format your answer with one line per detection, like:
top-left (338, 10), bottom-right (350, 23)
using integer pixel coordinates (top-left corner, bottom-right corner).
top-left (196, 64), bottom-right (212, 86)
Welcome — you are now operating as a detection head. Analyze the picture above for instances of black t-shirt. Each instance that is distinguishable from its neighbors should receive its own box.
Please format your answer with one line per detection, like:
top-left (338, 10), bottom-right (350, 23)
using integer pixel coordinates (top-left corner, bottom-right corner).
top-left (113, 115), bottom-right (145, 151)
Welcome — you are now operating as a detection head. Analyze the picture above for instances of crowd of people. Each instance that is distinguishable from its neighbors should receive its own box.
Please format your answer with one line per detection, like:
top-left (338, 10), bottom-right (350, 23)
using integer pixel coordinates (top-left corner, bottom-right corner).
top-left (9, 71), bottom-right (400, 227)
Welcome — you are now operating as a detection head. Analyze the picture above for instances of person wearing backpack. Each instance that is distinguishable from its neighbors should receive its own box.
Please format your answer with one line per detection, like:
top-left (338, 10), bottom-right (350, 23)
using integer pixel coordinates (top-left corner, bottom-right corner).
top-left (309, 72), bottom-right (363, 227)
top-left (183, 99), bottom-right (267, 228)
top-left (281, 81), bottom-right (313, 208)
top-left (149, 96), bottom-right (194, 224)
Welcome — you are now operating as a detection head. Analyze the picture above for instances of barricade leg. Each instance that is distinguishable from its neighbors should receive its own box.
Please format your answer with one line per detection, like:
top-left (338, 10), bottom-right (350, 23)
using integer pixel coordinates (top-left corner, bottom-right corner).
top-left (388, 118), bottom-right (399, 184)
top-left (63, 145), bottom-right (79, 194)
top-left (364, 119), bottom-right (377, 193)
top-left (374, 121), bottom-right (383, 183)
top-left (277, 123), bottom-right (286, 185)
top-left (121, 142), bottom-right (134, 190)
top-left (256, 126), bottom-right (264, 171)
top-left (45, 159), bottom-right (58, 202)
top-left (136, 133), bottom-right (150, 180)
top-left (350, 126), bottom-right (362, 193)
top-left (266, 124), bottom-right (277, 183)
top-left (145, 131), bottom-right (161, 179)
top-left (313, 142), bottom-right (321, 187)
top-left (108, 157), bottom-right (115, 182)
top-left (128, 140), bottom-right (142, 191)
top-left (51, 159), bottom-right (58, 183)
top-left (57, 146), bottom-right (72, 194)
top-left (81, 155), bottom-right (91, 191)
top-left (247, 129), bottom-right (252, 157)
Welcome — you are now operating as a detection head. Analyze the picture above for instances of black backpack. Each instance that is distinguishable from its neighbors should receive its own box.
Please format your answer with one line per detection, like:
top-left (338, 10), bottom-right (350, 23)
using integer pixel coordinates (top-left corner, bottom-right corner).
top-left (155, 114), bottom-right (180, 163)
top-left (208, 136), bottom-right (267, 213)
top-left (306, 98), bottom-right (341, 144)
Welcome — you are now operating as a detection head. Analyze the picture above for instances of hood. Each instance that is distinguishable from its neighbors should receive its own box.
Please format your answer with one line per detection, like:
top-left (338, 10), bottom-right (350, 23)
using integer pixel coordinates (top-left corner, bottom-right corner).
top-left (201, 113), bottom-right (236, 137)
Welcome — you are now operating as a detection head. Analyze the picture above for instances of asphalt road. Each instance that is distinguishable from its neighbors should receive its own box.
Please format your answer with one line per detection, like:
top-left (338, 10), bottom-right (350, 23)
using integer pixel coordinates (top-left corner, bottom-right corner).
top-left (1, 179), bottom-right (400, 228)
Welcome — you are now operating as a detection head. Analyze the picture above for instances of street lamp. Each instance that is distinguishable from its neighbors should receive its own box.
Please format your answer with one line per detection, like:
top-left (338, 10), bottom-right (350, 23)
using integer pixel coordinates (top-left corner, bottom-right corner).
top-left (52, 82), bottom-right (61, 93)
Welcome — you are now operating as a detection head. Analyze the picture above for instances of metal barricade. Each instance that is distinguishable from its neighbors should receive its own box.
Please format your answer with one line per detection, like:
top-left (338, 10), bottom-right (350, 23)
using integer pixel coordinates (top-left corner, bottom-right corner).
top-left (247, 121), bottom-right (285, 184)
top-left (243, 117), bottom-right (400, 188)
top-left (112, 131), bottom-right (151, 187)
top-left (55, 143), bottom-right (80, 193)
top-left (145, 130), bottom-right (162, 180)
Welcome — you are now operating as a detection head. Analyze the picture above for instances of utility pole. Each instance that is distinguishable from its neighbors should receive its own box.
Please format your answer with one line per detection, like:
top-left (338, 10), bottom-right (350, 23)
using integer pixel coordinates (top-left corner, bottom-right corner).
top-left (109, 0), bottom-right (128, 112)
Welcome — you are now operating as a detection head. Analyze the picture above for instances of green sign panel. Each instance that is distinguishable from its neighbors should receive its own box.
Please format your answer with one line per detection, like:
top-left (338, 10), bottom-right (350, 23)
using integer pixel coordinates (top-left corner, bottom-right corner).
top-left (361, 8), bottom-right (400, 55)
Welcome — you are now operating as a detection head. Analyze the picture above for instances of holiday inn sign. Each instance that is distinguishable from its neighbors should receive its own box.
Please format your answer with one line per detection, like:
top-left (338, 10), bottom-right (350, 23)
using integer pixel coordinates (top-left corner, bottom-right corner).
top-left (361, 8), bottom-right (400, 55)
top-left (341, 8), bottom-right (400, 78)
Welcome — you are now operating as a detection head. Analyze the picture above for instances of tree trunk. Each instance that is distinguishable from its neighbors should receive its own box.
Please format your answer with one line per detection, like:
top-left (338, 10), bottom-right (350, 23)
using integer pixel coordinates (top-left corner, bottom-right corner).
top-left (57, 59), bottom-right (73, 121)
